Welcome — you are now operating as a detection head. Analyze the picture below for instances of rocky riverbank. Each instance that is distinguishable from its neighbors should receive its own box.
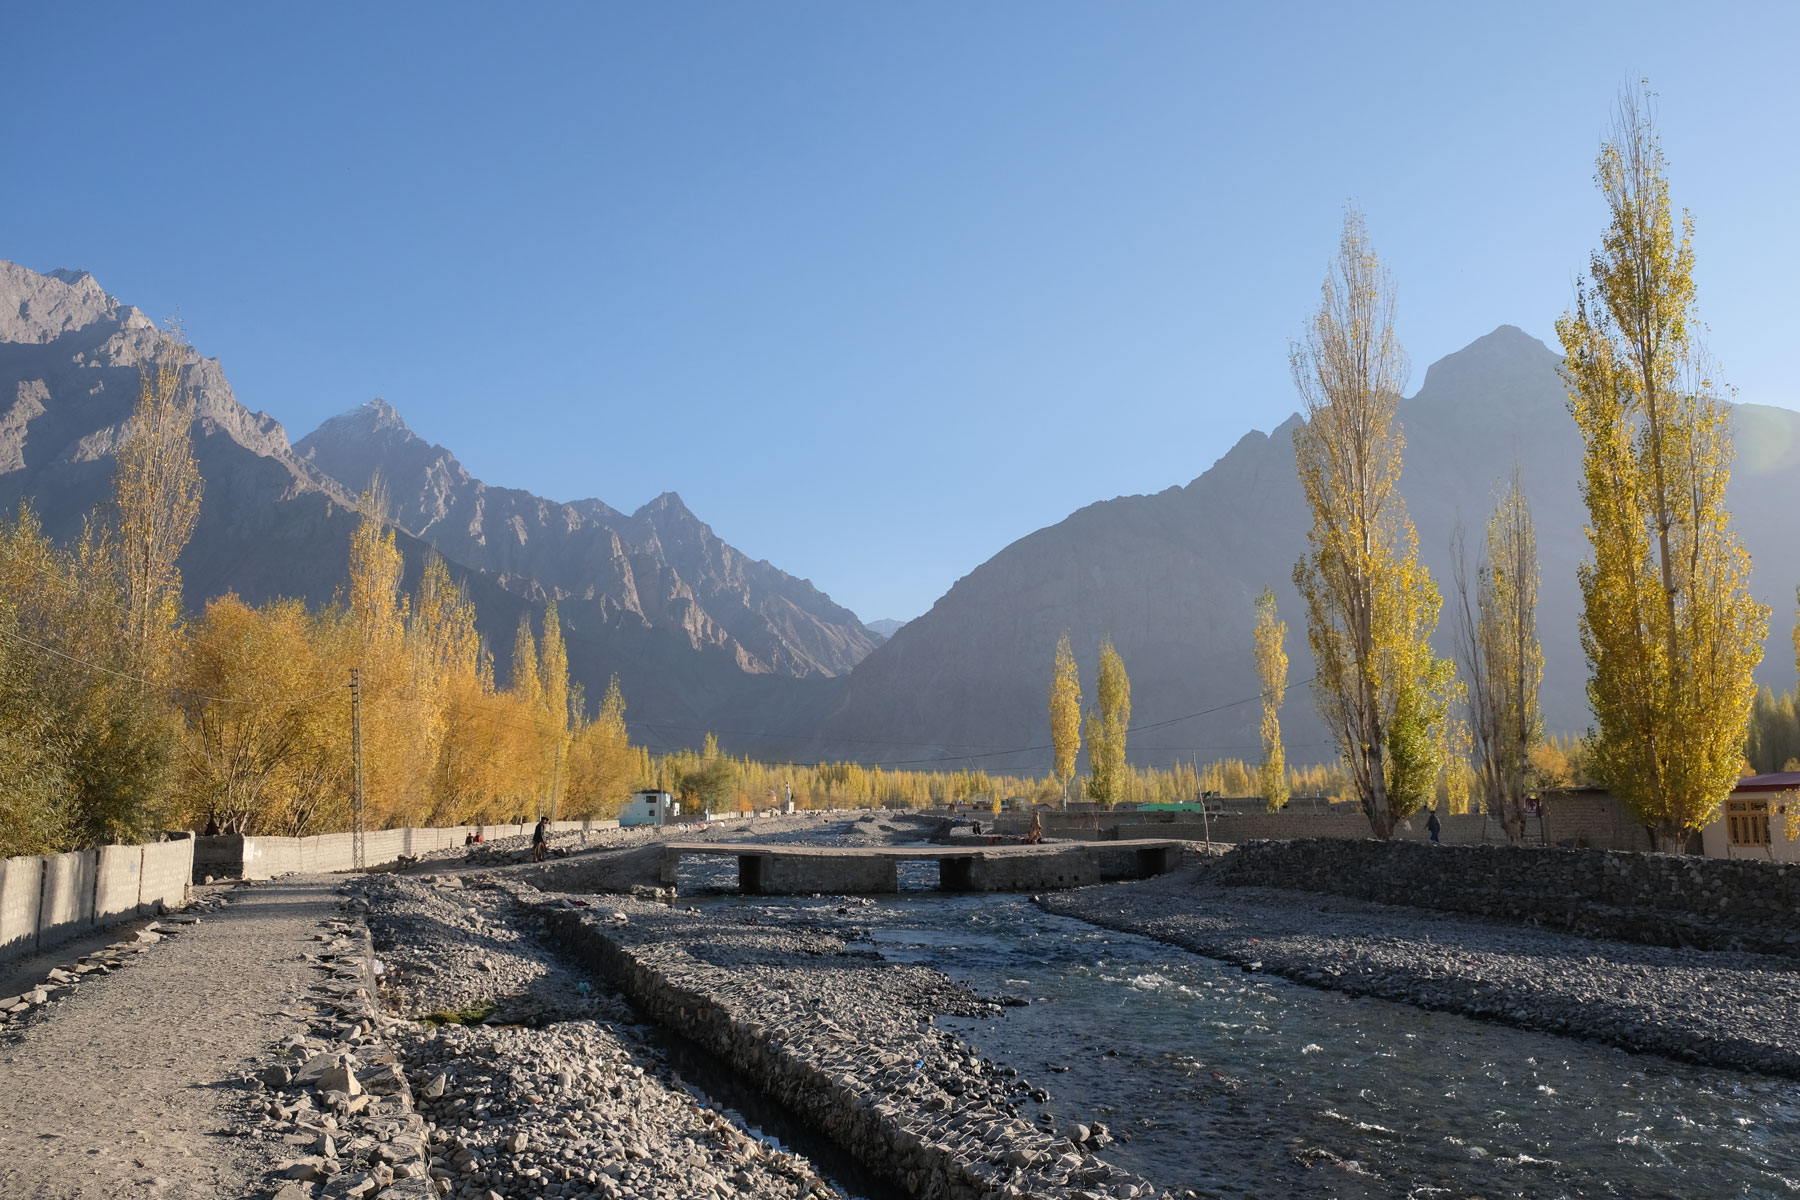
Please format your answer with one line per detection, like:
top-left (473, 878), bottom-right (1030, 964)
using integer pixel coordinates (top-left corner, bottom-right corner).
top-left (329, 855), bottom-right (1163, 1200)
top-left (535, 886), bottom-right (1157, 1200)
top-left (1041, 864), bottom-right (1800, 1078)
top-left (345, 872), bottom-right (865, 1200)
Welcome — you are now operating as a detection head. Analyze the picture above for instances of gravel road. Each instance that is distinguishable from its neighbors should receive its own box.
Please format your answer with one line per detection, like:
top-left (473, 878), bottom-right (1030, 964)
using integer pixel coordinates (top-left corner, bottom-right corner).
top-left (0, 877), bottom-right (340, 1199)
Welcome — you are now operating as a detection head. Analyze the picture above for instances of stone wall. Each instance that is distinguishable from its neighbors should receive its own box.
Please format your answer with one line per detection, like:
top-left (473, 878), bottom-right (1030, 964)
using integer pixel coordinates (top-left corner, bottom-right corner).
top-left (1216, 837), bottom-right (1800, 957)
top-left (0, 856), bottom-right (43, 958)
top-left (990, 790), bottom-right (1654, 852)
top-left (0, 836), bottom-right (195, 963)
top-left (193, 818), bottom-right (620, 882)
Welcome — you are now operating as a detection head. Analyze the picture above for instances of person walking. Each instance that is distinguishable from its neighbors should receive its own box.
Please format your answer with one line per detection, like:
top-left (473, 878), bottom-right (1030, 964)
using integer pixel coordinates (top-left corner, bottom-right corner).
top-left (1426, 806), bottom-right (1442, 845)
top-left (531, 816), bottom-right (549, 862)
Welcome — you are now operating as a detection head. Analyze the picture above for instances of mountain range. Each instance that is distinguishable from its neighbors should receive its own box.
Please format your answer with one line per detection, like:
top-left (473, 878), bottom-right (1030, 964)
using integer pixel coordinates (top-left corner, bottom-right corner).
top-left (7, 258), bottom-right (1800, 773)
top-left (0, 260), bottom-right (869, 739)
top-left (813, 325), bottom-right (1800, 769)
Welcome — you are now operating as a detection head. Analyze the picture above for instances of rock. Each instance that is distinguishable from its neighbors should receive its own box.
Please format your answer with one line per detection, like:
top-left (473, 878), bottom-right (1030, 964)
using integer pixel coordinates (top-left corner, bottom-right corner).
top-left (360, 1062), bottom-right (407, 1096)
top-left (292, 1053), bottom-right (341, 1088)
top-left (317, 1063), bottom-right (361, 1096)
top-left (282, 1156), bottom-right (335, 1181)
top-left (422, 1073), bottom-right (448, 1099)
top-left (261, 1064), bottom-right (295, 1089)
top-left (272, 1185), bottom-right (311, 1200)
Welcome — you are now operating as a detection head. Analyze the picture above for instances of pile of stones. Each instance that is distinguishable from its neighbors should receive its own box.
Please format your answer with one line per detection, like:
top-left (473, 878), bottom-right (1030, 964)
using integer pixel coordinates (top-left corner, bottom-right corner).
top-left (358, 873), bottom-right (614, 1027)
top-left (406, 1017), bottom-right (843, 1200)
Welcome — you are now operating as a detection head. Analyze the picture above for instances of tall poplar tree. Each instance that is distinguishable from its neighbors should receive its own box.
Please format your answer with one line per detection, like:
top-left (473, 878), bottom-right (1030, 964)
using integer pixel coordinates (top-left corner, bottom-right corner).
top-left (1253, 587), bottom-right (1290, 810)
top-left (114, 324), bottom-right (202, 680)
top-left (1291, 210), bottom-right (1451, 838)
top-left (510, 614), bottom-right (542, 710)
top-left (1558, 86), bottom-right (1767, 850)
top-left (1048, 632), bottom-right (1082, 806)
top-left (1452, 469), bottom-right (1543, 841)
top-left (1083, 637), bottom-right (1130, 807)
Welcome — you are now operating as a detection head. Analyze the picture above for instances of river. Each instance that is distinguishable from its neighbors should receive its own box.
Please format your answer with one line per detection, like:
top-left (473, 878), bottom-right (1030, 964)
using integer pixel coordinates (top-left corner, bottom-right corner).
top-left (678, 855), bottom-right (1800, 1199)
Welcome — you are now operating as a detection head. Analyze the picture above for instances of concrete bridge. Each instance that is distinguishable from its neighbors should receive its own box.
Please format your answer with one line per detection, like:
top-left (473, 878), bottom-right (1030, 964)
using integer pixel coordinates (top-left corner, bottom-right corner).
top-left (657, 839), bottom-right (1185, 895)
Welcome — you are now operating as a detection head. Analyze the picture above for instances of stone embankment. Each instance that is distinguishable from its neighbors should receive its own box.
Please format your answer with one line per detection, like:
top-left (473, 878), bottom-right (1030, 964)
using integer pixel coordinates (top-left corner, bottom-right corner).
top-left (536, 886), bottom-right (1155, 1200)
top-left (1043, 864), bottom-right (1800, 1078)
top-left (1216, 837), bottom-right (1800, 957)
top-left (348, 873), bottom-right (866, 1200)
top-left (249, 905), bottom-right (434, 1200)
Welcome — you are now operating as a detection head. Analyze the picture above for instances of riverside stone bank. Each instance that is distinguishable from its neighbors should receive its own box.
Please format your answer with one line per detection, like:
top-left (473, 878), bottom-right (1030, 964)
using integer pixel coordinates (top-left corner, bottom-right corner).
top-left (1219, 837), bottom-right (1800, 958)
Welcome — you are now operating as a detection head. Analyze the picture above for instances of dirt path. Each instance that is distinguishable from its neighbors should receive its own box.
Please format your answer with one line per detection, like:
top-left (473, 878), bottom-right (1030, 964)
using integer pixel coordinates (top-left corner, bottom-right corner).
top-left (0, 876), bottom-right (340, 1199)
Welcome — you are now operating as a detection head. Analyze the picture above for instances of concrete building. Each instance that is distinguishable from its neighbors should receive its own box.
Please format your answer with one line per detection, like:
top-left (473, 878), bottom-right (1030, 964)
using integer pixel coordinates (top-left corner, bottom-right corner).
top-left (1701, 773), bottom-right (1800, 862)
top-left (620, 790), bottom-right (678, 828)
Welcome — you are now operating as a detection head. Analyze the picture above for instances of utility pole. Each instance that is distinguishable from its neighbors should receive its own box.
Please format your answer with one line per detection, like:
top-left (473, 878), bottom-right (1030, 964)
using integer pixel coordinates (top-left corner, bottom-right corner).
top-left (1197, 757), bottom-right (1212, 848)
top-left (349, 667), bottom-right (366, 872)
top-left (547, 740), bottom-right (564, 823)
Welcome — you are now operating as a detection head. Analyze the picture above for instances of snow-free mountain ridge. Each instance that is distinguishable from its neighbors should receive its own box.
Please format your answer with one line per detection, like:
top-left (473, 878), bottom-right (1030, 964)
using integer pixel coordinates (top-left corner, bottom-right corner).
top-left (9, 259), bottom-right (1800, 770)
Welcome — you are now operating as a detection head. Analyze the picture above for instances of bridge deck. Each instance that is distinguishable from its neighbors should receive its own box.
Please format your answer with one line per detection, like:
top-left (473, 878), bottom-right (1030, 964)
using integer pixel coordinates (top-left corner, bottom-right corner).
top-left (657, 838), bottom-right (1186, 895)
top-left (663, 838), bottom-right (1182, 857)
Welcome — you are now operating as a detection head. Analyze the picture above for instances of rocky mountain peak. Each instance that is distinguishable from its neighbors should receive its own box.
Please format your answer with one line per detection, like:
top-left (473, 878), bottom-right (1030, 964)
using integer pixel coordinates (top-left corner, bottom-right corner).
top-left (636, 491), bottom-right (692, 518)
top-left (313, 398), bottom-right (418, 442)
top-left (0, 259), bottom-right (121, 344)
top-left (1414, 324), bottom-right (1565, 407)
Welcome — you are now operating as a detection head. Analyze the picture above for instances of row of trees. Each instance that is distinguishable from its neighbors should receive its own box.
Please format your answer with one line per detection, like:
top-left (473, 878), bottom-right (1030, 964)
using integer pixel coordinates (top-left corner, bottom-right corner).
top-left (0, 329), bottom-right (643, 858)
top-left (651, 749), bottom-right (1364, 814)
top-left (1260, 86), bottom-right (1766, 848)
top-left (1046, 633), bottom-right (1133, 806)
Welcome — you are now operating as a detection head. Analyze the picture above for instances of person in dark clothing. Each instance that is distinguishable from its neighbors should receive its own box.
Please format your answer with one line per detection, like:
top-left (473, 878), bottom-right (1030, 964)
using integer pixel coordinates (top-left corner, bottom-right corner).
top-left (532, 816), bottom-right (549, 862)
top-left (1426, 806), bottom-right (1442, 844)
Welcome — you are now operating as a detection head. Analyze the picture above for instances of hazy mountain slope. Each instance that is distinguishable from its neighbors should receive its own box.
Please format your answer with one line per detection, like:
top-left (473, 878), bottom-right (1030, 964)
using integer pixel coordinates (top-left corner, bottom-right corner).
top-left (818, 326), bottom-right (1800, 770)
top-left (294, 401), bottom-right (877, 679)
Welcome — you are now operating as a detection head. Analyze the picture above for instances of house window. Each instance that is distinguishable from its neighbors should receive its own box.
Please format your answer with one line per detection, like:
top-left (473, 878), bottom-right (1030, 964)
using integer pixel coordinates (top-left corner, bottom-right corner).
top-left (1727, 798), bottom-right (1771, 847)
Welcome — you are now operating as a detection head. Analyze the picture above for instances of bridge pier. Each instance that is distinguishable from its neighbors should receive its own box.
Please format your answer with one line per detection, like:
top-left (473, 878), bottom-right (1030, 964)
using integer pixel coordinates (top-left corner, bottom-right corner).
top-left (742, 852), bottom-right (897, 895)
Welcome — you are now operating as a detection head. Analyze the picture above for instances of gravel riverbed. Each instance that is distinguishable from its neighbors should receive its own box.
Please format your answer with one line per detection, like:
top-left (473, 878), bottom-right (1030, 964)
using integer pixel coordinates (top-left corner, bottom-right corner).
top-left (1042, 863), bottom-right (1800, 1077)
top-left (353, 872), bottom-right (862, 1200)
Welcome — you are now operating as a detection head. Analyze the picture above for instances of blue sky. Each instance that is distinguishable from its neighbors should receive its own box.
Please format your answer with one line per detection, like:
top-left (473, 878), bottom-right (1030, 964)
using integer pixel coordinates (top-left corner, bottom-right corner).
top-left (6, 3), bottom-right (1797, 624)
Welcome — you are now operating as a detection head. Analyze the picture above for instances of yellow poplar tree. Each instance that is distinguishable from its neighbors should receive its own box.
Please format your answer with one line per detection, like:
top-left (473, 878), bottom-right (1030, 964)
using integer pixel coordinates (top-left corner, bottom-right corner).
top-left (510, 614), bottom-right (542, 710)
top-left (1291, 209), bottom-right (1452, 838)
top-left (1253, 587), bottom-right (1290, 810)
top-left (538, 599), bottom-right (571, 816)
top-left (1454, 469), bottom-right (1544, 840)
top-left (565, 674), bottom-right (634, 819)
top-left (1558, 86), bottom-right (1767, 850)
top-left (114, 324), bottom-right (202, 681)
top-left (347, 488), bottom-right (431, 826)
top-left (1048, 632), bottom-right (1082, 806)
top-left (1083, 637), bottom-right (1130, 807)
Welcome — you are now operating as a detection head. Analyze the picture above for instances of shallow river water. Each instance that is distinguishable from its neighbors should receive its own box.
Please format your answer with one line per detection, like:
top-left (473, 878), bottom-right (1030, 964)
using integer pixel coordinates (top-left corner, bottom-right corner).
top-left (682, 859), bottom-right (1800, 1200)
